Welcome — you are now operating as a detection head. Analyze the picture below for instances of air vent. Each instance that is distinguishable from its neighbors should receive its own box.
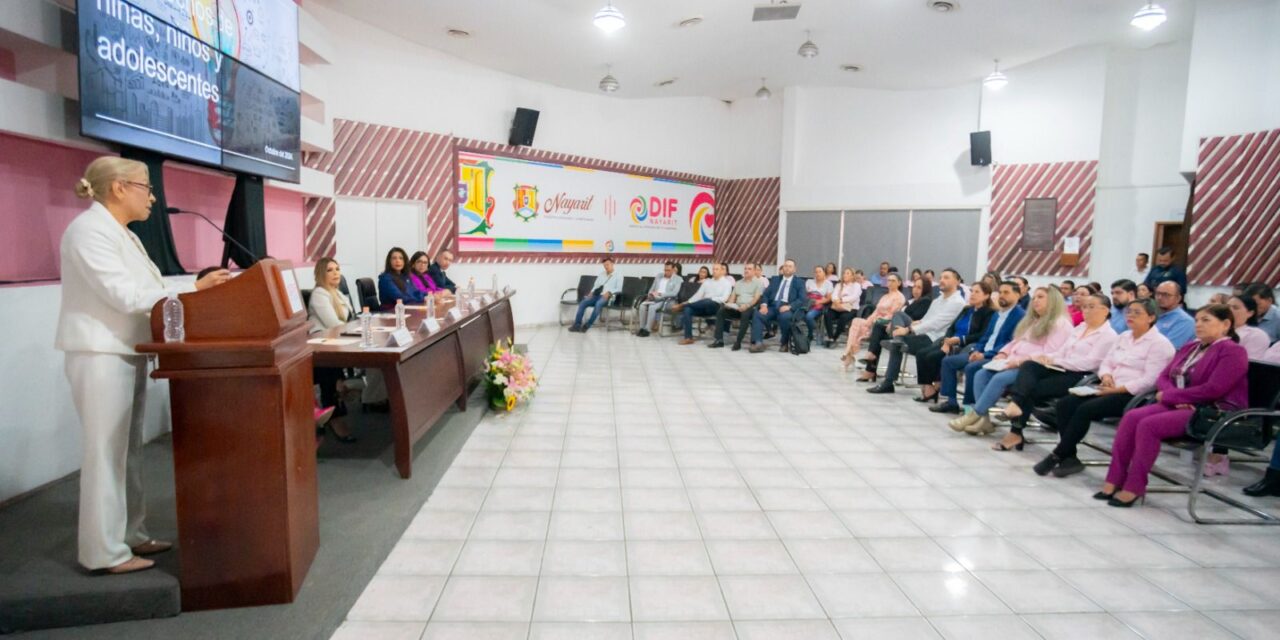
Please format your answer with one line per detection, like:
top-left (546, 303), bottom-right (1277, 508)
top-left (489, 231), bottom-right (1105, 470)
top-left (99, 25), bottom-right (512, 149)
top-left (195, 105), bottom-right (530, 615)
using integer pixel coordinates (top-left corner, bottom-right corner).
top-left (840, 64), bottom-right (863, 73)
top-left (446, 28), bottom-right (471, 38)
top-left (752, 2), bottom-right (801, 21)
top-left (927, 1), bottom-right (958, 12)
top-left (677, 16), bottom-right (704, 28)
top-left (654, 78), bottom-right (678, 87)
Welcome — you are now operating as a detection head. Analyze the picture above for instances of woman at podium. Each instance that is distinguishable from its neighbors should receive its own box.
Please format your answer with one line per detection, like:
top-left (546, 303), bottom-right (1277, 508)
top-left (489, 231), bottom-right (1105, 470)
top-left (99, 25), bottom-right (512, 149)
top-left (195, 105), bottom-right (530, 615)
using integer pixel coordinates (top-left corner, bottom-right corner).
top-left (55, 157), bottom-right (229, 575)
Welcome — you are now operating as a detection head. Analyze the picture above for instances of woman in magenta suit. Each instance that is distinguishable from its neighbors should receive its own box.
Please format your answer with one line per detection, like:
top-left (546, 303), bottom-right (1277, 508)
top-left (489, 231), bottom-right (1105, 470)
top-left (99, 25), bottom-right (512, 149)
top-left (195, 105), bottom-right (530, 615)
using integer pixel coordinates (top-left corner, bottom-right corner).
top-left (1099, 304), bottom-right (1249, 507)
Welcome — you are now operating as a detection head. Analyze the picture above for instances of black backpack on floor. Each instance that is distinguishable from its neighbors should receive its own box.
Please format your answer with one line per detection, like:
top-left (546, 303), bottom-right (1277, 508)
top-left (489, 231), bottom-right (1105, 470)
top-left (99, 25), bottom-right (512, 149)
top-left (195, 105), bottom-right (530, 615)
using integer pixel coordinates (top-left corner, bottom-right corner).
top-left (789, 312), bottom-right (811, 355)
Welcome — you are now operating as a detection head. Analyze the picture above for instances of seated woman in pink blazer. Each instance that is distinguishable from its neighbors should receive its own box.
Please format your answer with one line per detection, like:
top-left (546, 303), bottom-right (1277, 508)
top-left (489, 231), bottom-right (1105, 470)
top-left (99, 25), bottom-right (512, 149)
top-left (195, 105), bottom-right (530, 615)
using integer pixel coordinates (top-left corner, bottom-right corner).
top-left (1098, 304), bottom-right (1249, 507)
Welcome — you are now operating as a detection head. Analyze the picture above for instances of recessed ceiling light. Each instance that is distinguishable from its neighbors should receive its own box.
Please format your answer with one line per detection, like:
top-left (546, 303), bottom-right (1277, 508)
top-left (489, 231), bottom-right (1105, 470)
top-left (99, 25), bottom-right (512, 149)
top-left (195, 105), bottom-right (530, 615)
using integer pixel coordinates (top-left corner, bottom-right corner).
top-left (927, 1), bottom-right (958, 12)
top-left (1130, 3), bottom-right (1167, 31)
top-left (983, 59), bottom-right (1008, 90)
top-left (755, 78), bottom-right (772, 100)
top-left (654, 78), bottom-right (678, 87)
top-left (593, 3), bottom-right (626, 34)
top-left (446, 28), bottom-right (471, 38)
top-left (840, 64), bottom-right (863, 73)
top-left (677, 16), bottom-right (704, 28)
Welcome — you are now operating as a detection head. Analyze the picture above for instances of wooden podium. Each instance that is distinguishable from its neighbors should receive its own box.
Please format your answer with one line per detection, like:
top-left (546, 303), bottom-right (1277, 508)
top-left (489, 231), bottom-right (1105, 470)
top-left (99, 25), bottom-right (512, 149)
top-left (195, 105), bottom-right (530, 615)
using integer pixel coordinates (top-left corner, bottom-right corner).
top-left (137, 260), bottom-right (318, 611)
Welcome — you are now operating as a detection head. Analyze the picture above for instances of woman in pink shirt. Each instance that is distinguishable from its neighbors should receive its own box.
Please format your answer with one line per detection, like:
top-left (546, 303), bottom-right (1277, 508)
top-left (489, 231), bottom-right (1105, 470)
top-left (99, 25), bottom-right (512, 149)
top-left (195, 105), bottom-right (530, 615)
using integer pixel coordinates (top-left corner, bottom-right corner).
top-left (953, 287), bottom-right (1073, 439)
top-left (995, 293), bottom-right (1120, 450)
top-left (1033, 299), bottom-right (1175, 477)
top-left (1229, 295), bottom-right (1271, 358)
top-left (840, 273), bottom-right (905, 369)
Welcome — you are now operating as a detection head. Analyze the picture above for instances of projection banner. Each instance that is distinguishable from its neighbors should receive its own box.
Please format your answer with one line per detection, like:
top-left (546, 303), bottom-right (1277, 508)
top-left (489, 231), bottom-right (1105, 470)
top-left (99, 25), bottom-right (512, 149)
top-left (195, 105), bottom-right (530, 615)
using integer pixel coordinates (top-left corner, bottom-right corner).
top-left (456, 150), bottom-right (715, 255)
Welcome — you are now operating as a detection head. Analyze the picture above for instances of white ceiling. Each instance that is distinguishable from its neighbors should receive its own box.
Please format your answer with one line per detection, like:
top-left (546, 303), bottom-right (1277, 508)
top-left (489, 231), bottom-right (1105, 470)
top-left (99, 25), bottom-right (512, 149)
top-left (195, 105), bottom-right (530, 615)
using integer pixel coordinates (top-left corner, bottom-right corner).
top-left (318, 0), bottom-right (1192, 99)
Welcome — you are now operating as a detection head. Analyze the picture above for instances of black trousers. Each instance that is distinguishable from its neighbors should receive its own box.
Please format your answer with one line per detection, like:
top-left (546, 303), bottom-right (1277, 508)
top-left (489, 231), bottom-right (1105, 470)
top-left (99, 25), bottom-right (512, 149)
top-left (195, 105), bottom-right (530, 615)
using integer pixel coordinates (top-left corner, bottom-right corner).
top-left (314, 367), bottom-right (348, 417)
top-left (880, 334), bottom-right (936, 383)
top-left (715, 306), bottom-right (755, 345)
top-left (863, 321), bottom-right (892, 372)
top-left (1007, 362), bottom-right (1086, 433)
top-left (914, 342), bottom-right (950, 386)
top-left (824, 308), bottom-right (857, 340)
top-left (1052, 392), bottom-right (1133, 459)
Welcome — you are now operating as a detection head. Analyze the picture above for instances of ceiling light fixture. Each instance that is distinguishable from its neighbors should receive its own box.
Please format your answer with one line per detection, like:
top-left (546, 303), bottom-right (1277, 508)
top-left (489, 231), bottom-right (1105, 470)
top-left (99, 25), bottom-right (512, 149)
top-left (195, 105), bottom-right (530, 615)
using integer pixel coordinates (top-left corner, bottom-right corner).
top-left (654, 78), bottom-right (678, 87)
top-left (755, 78), bottom-right (772, 100)
top-left (598, 65), bottom-right (620, 93)
top-left (593, 2), bottom-right (626, 34)
top-left (983, 59), bottom-right (1008, 90)
top-left (445, 28), bottom-right (471, 38)
top-left (927, 1), bottom-right (958, 12)
top-left (677, 16), bottom-right (704, 28)
top-left (1130, 2), bottom-right (1167, 31)
top-left (840, 64), bottom-right (863, 73)
top-left (797, 30), bottom-right (819, 58)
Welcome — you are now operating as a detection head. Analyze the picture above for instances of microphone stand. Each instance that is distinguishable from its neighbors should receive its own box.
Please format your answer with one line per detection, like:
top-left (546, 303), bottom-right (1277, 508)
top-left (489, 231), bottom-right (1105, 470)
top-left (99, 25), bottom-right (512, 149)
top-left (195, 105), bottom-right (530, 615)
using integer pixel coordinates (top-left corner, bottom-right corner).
top-left (166, 207), bottom-right (261, 266)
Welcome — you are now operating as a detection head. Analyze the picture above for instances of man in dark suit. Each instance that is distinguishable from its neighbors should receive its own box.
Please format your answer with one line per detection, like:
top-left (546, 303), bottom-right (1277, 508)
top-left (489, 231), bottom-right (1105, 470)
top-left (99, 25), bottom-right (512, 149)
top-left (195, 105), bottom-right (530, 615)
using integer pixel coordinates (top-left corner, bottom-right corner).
top-left (749, 259), bottom-right (806, 353)
top-left (428, 249), bottom-right (457, 293)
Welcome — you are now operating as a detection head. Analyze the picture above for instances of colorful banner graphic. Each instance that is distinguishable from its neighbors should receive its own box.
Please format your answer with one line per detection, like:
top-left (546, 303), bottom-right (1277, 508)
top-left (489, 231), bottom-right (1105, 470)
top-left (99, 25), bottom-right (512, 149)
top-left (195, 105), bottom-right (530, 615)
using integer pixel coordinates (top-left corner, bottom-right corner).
top-left (457, 151), bottom-right (715, 254)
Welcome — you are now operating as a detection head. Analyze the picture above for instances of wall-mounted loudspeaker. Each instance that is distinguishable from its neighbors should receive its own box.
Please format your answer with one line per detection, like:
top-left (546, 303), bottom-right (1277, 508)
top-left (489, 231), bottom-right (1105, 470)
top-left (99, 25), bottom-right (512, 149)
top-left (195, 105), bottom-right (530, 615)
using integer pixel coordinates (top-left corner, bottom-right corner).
top-left (970, 131), bottom-right (992, 166)
top-left (509, 108), bottom-right (540, 147)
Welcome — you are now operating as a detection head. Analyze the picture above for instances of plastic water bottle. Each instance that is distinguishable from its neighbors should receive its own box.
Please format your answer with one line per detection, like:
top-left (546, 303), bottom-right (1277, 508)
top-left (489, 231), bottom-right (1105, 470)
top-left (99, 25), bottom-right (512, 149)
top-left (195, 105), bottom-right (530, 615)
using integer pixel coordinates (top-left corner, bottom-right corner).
top-left (491, 273), bottom-right (498, 293)
top-left (467, 277), bottom-right (476, 300)
top-left (395, 299), bottom-right (406, 330)
top-left (426, 293), bottom-right (435, 319)
top-left (360, 307), bottom-right (373, 347)
top-left (162, 293), bottom-right (185, 343)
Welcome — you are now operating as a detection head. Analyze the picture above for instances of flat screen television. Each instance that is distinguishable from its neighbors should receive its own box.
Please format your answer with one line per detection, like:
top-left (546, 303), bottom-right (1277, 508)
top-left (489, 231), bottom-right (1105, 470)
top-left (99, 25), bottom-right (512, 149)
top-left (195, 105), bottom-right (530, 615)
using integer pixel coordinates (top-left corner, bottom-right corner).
top-left (76, 0), bottom-right (301, 183)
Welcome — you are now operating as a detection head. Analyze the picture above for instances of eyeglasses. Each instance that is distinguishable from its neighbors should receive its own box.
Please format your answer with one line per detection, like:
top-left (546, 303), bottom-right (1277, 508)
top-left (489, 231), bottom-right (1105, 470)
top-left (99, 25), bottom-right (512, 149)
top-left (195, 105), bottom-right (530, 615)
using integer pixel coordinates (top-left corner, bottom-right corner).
top-left (1154, 291), bottom-right (1177, 298)
top-left (124, 181), bottom-right (154, 194)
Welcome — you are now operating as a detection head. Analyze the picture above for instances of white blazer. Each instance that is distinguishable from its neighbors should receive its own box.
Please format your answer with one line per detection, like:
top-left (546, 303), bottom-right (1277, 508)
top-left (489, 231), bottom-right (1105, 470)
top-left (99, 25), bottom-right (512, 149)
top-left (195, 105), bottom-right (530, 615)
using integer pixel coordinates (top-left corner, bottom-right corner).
top-left (55, 202), bottom-right (192, 356)
top-left (308, 286), bottom-right (352, 332)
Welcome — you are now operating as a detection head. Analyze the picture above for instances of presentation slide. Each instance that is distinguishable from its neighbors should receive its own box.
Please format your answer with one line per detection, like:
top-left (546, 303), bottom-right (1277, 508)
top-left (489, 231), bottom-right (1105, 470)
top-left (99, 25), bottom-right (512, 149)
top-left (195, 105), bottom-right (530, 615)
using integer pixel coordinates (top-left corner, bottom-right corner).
top-left (219, 59), bottom-right (301, 182)
top-left (78, 0), bottom-right (223, 167)
top-left (217, 0), bottom-right (300, 91)
top-left (128, 0), bottom-right (219, 47)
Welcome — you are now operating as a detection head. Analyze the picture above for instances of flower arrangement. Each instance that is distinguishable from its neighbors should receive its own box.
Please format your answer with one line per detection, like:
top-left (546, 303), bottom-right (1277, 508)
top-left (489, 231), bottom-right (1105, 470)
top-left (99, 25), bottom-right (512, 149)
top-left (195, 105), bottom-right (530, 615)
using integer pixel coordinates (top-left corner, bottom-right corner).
top-left (484, 339), bottom-right (537, 411)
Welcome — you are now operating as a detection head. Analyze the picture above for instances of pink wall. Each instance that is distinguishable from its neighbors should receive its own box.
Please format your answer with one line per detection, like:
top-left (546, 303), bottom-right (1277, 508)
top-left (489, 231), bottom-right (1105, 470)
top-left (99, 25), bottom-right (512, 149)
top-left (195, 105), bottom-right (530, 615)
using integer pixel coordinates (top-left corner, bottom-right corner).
top-left (0, 132), bottom-right (305, 284)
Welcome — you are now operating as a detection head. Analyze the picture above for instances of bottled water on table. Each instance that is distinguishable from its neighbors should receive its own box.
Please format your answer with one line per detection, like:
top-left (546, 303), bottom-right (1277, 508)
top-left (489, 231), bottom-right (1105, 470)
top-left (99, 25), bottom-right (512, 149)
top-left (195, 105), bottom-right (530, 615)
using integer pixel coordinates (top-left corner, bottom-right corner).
top-left (395, 299), bottom-right (406, 330)
top-left (491, 274), bottom-right (498, 293)
top-left (360, 307), bottom-right (374, 347)
top-left (426, 293), bottom-right (435, 318)
top-left (162, 293), bottom-right (185, 343)
top-left (467, 277), bottom-right (476, 300)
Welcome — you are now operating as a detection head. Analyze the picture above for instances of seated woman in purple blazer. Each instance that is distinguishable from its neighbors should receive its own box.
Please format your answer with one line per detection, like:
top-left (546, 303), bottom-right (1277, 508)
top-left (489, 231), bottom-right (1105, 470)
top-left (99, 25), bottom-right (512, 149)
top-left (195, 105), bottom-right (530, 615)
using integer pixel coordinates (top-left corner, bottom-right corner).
top-left (1098, 304), bottom-right (1249, 507)
top-left (408, 251), bottom-right (445, 295)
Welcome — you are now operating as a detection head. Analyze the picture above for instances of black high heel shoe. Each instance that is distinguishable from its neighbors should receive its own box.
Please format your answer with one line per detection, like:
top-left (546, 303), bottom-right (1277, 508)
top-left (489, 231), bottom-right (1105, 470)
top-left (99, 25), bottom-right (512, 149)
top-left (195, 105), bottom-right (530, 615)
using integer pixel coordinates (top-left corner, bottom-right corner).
top-left (1107, 494), bottom-right (1144, 508)
top-left (1092, 490), bottom-right (1116, 501)
top-left (913, 388), bottom-right (939, 403)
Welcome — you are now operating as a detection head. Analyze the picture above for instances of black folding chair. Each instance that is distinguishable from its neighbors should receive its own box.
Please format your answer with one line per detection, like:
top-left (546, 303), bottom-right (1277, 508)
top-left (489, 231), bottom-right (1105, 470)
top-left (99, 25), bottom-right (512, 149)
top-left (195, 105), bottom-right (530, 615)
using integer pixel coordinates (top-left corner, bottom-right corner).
top-left (559, 275), bottom-right (595, 326)
top-left (602, 276), bottom-right (647, 331)
top-left (355, 277), bottom-right (380, 312)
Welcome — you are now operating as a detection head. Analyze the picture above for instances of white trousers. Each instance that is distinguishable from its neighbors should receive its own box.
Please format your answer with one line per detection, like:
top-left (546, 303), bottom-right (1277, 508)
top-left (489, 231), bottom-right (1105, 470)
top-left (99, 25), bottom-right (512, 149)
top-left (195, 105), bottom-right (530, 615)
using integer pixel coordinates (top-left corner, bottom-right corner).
top-left (65, 352), bottom-right (150, 570)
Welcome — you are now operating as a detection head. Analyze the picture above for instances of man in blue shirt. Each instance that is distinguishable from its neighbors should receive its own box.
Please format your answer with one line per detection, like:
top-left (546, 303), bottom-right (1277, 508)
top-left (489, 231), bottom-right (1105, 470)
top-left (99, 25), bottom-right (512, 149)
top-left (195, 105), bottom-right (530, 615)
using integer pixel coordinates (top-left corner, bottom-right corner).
top-left (1143, 246), bottom-right (1188, 295)
top-left (1153, 281), bottom-right (1195, 348)
top-left (569, 257), bottom-right (623, 333)
top-left (869, 262), bottom-right (891, 287)
top-left (1245, 283), bottom-right (1279, 343)
top-left (930, 281), bottom-right (1025, 415)
top-left (1109, 279), bottom-right (1137, 334)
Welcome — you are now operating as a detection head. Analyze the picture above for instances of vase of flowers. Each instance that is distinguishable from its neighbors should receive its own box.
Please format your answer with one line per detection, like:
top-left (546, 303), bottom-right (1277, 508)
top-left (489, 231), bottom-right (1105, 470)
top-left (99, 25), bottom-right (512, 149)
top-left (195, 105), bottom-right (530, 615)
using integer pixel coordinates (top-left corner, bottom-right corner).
top-left (484, 339), bottom-right (537, 411)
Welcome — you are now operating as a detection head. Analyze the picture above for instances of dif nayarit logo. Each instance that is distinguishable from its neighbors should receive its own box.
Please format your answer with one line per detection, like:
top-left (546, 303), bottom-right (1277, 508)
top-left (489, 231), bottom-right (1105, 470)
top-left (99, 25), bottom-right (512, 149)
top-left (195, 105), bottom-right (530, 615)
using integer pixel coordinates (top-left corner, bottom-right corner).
top-left (690, 192), bottom-right (715, 243)
top-left (629, 197), bottom-right (648, 223)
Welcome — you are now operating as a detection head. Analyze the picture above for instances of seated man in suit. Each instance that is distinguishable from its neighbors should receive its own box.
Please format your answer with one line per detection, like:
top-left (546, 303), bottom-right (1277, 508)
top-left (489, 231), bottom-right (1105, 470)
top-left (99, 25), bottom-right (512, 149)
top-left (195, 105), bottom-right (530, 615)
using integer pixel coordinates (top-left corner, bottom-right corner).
top-left (710, 262), bottom-right (767, 350)
top-left (674, 262), bottom-right (734, 345)
top-left (427, 249), bottom-right (457, 293)
top-left (569, 257), bottom-right (622, 333)
top-left (931, 280), bottom-right (1025, 414)
top-left (636, 261), bottom-right (683, 337)
top-left (749, 259), bottom-right (806, 353)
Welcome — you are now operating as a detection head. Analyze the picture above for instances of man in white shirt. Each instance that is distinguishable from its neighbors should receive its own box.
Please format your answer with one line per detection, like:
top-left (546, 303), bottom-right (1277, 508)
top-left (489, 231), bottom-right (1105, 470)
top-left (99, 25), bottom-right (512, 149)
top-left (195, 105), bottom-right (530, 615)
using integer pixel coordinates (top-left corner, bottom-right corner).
top-left (868, 268), bottom-right (967, 394)
top-left (636, 261), bottom-right (682, 337)
top-left (1131, 252), bottom-right (1150, 286)
top-left (674, 263), bottom-right (734, 344)
top-left (570, 257), bottom-right (623, 333)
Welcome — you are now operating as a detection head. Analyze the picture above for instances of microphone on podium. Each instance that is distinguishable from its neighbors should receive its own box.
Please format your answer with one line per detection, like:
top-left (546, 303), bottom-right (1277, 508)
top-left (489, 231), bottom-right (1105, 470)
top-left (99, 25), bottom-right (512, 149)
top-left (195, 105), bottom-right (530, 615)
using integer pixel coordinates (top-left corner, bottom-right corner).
top-left (165, 207), bottom-right (261, 264)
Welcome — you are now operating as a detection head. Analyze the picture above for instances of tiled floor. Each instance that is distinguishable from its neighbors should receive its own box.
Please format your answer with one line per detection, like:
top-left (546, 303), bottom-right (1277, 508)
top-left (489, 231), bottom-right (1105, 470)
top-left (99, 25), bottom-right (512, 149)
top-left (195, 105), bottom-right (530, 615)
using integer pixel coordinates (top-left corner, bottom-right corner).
top-left (333, 325), bottom-right (1280, 640)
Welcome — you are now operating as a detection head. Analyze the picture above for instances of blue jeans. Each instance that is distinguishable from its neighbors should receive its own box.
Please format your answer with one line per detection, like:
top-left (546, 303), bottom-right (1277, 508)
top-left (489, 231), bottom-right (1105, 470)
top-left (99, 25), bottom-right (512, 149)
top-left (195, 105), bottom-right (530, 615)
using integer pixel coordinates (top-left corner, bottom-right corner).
top-left (752, 306), bottom-right (794, 344)
top-left (972, 368), bottom-right (1020, 414)
top-left (682, 299), bottom-right (721, 338)
top-left (804, 308), bottom-right (825, 342)
top-left (574, 294), bottom-right (608, 329)
top-left (941, 351), bottom-right (986, 405)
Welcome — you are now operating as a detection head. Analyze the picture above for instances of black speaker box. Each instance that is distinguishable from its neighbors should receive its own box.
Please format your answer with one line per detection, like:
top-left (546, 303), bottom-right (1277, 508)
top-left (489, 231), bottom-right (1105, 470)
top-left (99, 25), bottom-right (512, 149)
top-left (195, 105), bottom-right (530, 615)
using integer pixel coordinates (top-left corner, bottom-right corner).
top-left (509, 108), bottom-right (540, 146)
top-left (970, 131), bottom-right (992, 166)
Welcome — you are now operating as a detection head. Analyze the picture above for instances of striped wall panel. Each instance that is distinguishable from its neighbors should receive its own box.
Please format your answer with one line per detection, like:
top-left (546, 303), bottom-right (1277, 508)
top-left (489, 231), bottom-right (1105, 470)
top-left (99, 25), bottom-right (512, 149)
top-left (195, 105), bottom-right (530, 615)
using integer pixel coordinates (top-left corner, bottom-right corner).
top-left (1187, 128), bottom-right (1280, 287)
top-left (302, 118), bottom-right (781, 265)
top-left (987, 161), bottom-right (1097, 277)
top-left (303, 196), bottom-right (336, 261)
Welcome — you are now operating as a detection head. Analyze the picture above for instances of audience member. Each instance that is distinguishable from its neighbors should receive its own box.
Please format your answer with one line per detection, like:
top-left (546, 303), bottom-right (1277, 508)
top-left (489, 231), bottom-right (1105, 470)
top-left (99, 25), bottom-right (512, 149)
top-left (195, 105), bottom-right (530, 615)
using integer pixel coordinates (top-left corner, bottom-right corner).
top-left (569, 257), bottom-right (622, 333)
top-left (378, 247), bottom-right (427, 307)
top-left (1098, 304), bottom-right (1248, 507)
top-left (824, 262), bottom-right (839, 284)
top-left (902, 278), bottom-right (933, 319)
top-left (1229, 294), bottom-right (1270, 357)
top-left (1244, 283), bottom-right (1279, 343)
top-left (1034, 299), bottom-right (1175, 478)
top-left (912, 282), bottom-right (996, 403)
top-left (980, 271), bottom-right (1001, 294)
top-left (308, 258), bottom-right (357, 443)
top-left (1208, 293), bottom-right (1230, 305)
top-left (408, 251), bottom-right (445, 297)
top-left (867, 269), bottom-right (968, 394)
top-left (994, 293), bottom-right (1118, 451)
top-left (710, 262), bottom-right (766, 350)
top-left (1067, 286), bottom-right (1090, 326)
top-left (1153, 281), bottom-right (1195, 348)
top-left (1136, 282), bottom-right (1153, 301)
top-left (1143, 246), bottom-right (1188, 293)
top-left (1109, 279), bottom-right (1137, 333)
top-left (693, 266), bottom-right (711, 283)
top-left (428, 250), bottom-right (457, 293)
top-left (824, 268), bottom-right (864, 347)
top-left (949, 287), bottom-right (1072, 437)
top-left (635, 261), bottom-right (682, 337)
top-left (856, 277), bottom-right (930, 381)
top-left (676, 263), bottom-right (734, 345)
top-left (1087, 282), bottom-right (1103, 294)
top-left (1131, 252), bottom-right (1150, 284)
top-left (749, 259), bottom-right (806, 353)
top-left (932, 282), bottom-right (1025, 414)
top-left (870, 261), bottom-right (891, 286)
top-left (804, 266), bottom-right (834, 346)
top-left (1014, 276), bottom-right (1031, 309)
top-left (910, 268), bottom-right (924, 285)
top-left (841, 273), bottom-right (906, 367)
top-left (1244, 429), bottom-right (1280, 496)
top-left (1265, 341), bottom-right (1280, 365)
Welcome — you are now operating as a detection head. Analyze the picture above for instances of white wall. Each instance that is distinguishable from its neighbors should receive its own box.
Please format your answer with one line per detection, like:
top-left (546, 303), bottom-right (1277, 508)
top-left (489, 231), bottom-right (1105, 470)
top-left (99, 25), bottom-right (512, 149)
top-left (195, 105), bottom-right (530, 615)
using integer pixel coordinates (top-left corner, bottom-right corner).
top-left (1180, 0), bottom-right (1280, 173)
top-left (983, 47), bottom-right (1108, 165)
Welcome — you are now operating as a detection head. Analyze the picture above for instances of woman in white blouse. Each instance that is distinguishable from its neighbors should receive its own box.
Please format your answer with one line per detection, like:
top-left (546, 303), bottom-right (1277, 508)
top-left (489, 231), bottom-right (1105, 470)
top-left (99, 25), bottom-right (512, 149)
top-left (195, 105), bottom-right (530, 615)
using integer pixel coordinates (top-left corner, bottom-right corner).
top-left (804, 266), bottom-right (834, 346)
top-left (824, 268), bottom-right (863, 347)
top-left (56, 157), bottom-right (230, 574)
top-left (309, 258), bottom-right (360, 442)
top-left (1229, 295), bottom-right (1271, 358)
